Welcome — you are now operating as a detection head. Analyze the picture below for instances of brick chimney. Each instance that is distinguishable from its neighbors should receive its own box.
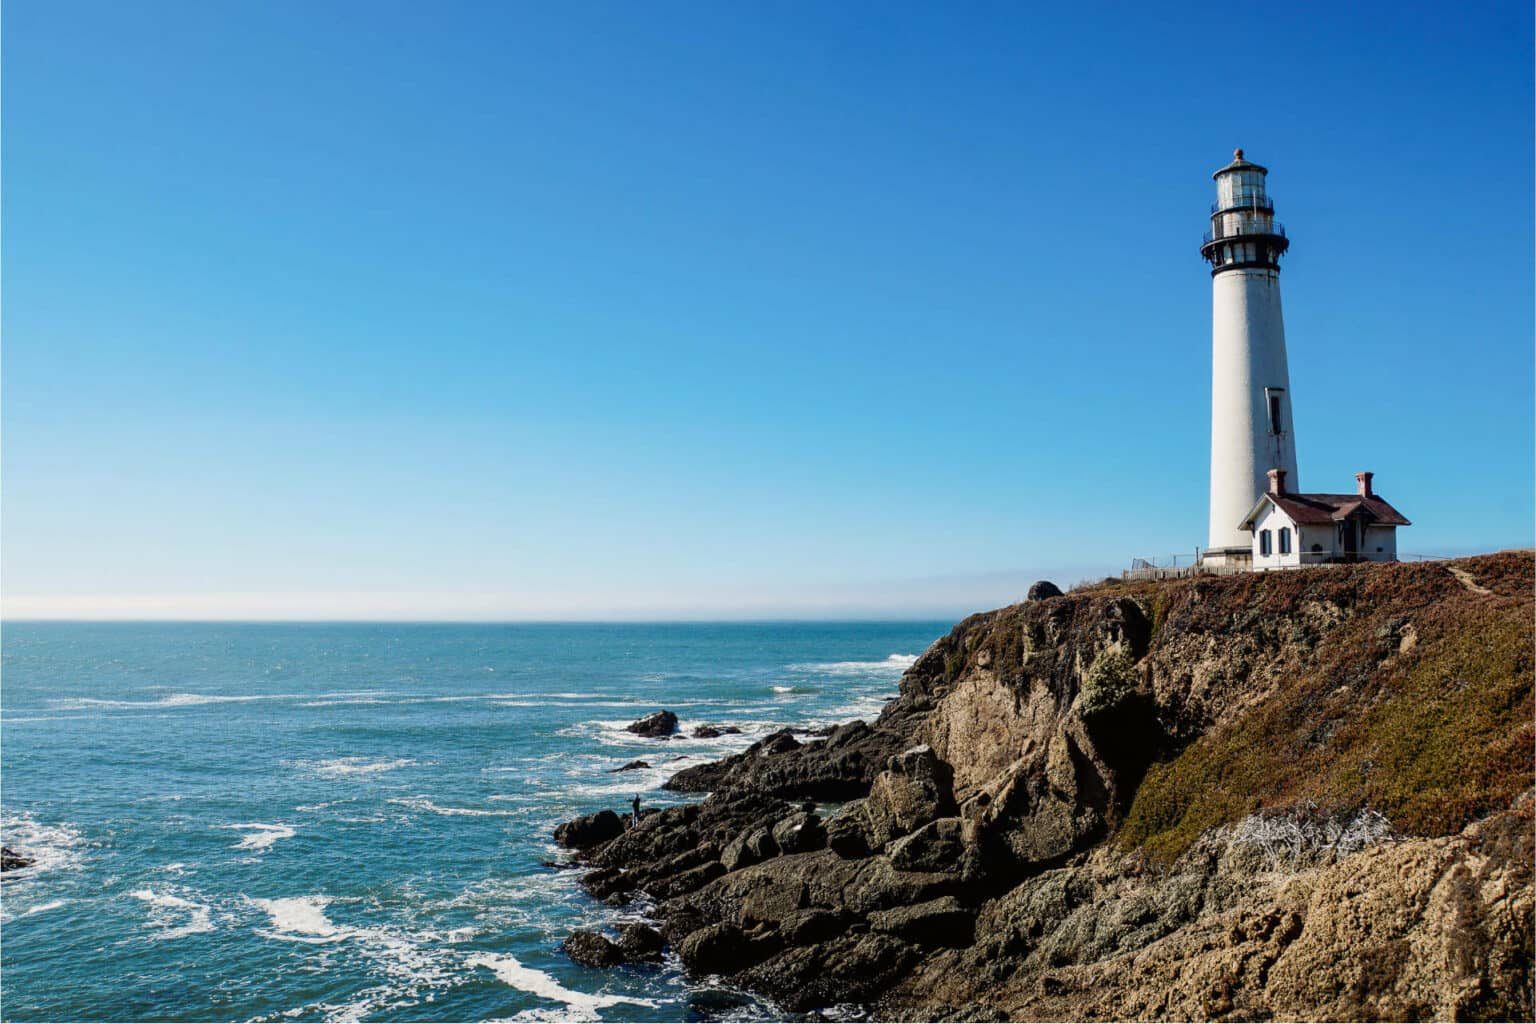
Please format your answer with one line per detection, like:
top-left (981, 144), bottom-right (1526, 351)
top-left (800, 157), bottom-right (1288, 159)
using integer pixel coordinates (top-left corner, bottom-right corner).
top-left (1267, 468), bottom-right (1287, 495)
top-left (1355, 471), bottom-right (1374, 498)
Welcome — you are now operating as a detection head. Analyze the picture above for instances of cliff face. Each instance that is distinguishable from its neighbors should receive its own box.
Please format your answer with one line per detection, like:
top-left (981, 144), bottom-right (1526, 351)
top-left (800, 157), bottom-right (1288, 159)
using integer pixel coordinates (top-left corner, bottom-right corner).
top-left (556, 552), bottom-right (1534, 1021)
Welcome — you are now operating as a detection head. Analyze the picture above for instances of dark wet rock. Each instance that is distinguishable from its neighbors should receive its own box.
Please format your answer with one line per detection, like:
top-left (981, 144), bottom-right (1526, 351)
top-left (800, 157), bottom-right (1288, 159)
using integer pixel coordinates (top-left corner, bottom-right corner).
top-left (1, 847), bottom-right (33, 872)
top-left (554, 809), bottom-right (623, 849)
top-left (625, 710), bottom-right (679, 738)
top-left (678, 921), bottom-right (753, 975)
top-left (617, 922), bottom-right (666, 961)
top-left (1027, 580), bottom-right (1064, 601)
top-left (692, 725), bottom-right (722, 738)
top-left (738, 932), bottom-right (922, 1013)
top-left (563, 930), bottom-right (623, 967)
top-left (608, 759), bottom-right (650, 773)
top-left (721, 726), bottom-right (743, 734)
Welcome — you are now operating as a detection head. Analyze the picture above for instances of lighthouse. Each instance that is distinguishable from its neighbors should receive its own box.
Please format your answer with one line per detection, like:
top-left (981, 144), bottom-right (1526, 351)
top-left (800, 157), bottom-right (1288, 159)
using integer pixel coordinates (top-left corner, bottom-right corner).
top-left (1199, 150), bottom-right (1299, 566)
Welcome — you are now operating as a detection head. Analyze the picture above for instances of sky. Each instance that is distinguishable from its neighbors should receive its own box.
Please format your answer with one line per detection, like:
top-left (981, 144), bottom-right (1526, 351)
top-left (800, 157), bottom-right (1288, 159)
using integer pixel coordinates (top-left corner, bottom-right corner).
top-left (4, 1), bottom-right (1532, 620)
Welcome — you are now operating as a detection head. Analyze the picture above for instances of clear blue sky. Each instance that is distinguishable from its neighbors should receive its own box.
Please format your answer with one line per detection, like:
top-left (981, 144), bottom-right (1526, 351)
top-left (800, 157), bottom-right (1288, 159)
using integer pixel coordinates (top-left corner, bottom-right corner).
top-left (4, 1), bottom-right (1532, 619)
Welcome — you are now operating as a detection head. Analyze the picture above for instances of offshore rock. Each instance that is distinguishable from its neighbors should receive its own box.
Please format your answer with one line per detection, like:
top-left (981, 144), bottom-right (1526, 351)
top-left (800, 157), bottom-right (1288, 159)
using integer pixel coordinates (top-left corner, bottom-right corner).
top-left (563, 930), bottom-right (623, 967)
top-left (608, 759), bottom-right (650, 773)
top-left (625, 710), bottom-right (679, 738)
top-left (1, 847), bottom-right (34, 872)
top-left (616, 922), bottom-right (666, 961)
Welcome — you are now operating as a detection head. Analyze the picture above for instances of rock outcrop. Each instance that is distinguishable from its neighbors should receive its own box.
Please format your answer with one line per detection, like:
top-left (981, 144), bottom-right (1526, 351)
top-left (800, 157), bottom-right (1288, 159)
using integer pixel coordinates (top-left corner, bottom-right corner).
top-left (553, 552), bottom-right (1535, 1020)
top-left (1, 847), bottom-right (34, 872)
top-left (625, 710), bottom-right (679, 738)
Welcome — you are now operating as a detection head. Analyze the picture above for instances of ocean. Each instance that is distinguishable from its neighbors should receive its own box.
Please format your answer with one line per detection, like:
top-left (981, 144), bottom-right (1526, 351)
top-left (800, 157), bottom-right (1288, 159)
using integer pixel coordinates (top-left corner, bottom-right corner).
top-left (0, 621), bottom-right (949, 1022)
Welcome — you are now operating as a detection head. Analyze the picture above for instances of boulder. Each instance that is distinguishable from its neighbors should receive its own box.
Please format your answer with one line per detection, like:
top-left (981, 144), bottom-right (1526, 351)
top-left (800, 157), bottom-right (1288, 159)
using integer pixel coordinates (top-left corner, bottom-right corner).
top-left (554, 809), bottom-right (623, 849)
top-left (626, 710), bottom-right (679, 738)
top-left (678, 922), bottom-right (752, 975)
top-left (617, 922), bottom-right (666, 961)
top-left (887, 817), bottom-right (965, 873)
top-left (692, 725), bottom-right (723, 738)
top-left (863, 745), bottom-right (957, 847)
top-left (771, 811), bottom-right (827, 855)
top-left (608, 759), bottom-right (650, 773)
top-left (1027, 580), bottom-right (1064, 601)
top-left (868, 894), bottom-right (975, 947)
top-left (563, 930), bottom-right (624, 967)
top-left (722, 827), bottom-right (779, 872)
top-left (826, 806), bottom-right (873, 859)
top-left (1, 847), bottom-right (33, 872)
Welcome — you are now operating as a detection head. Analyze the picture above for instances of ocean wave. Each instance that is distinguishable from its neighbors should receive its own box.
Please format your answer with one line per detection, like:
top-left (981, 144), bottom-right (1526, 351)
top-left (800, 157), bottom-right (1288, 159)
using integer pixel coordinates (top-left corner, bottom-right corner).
top-left (47, 692), bottom-right (296, 711)
top-left (386, 797), bottom-right (518, 818)
top-left (131, 888), bottom-right (215, 939)
top-left (466, 952), bottom-right (657, 1014)
top-left (221, 823), bottom-right (296, 852)
top-left (299, 698), bottom-right (392, 707)
top-left (771, 685), bottom-right (818, 694)
top-left (0, 811), bottom-right (86, 877)
top-left (788, 653), bottom-right (919, 675)
top-left (303, 757), bottom-right (419, 777)
top-left (22, 898), bottom-right (67, 916)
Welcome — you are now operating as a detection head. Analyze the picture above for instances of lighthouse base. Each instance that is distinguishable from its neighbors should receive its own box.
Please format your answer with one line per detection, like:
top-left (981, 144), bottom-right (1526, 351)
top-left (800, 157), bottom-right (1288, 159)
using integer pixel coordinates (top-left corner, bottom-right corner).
top-left (1199, 546), bottom-right (1253, 569)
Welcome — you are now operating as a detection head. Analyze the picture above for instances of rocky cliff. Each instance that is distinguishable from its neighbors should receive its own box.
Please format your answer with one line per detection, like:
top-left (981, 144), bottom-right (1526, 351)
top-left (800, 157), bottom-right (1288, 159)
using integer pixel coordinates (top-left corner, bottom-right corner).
top-left (555, 552), bottom-right (1534, 1021)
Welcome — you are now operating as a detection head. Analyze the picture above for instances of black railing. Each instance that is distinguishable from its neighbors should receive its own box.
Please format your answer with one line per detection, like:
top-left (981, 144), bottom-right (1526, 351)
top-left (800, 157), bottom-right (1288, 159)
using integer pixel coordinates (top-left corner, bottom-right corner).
top-left (1212, 194), bottom-right (1274, 214)
top-left (1203, 220), bottom-right (1286, 244)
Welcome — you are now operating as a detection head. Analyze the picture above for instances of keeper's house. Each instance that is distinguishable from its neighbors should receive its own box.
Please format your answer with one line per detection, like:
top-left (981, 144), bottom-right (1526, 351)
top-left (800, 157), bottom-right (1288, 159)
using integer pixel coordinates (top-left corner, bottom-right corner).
top-left (1239, 469), bottom-right (1411, 571)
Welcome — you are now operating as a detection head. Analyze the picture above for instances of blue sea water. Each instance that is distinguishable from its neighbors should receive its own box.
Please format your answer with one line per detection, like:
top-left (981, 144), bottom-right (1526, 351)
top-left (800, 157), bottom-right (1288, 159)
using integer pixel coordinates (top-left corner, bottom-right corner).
top-left (0, 621), bottom-right (949, 1022)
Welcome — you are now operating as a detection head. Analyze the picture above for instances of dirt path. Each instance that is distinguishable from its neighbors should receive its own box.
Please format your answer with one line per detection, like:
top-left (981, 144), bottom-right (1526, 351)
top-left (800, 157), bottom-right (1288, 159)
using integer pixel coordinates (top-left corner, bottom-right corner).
top-left (1446, 565), bottom-right (1493, 595)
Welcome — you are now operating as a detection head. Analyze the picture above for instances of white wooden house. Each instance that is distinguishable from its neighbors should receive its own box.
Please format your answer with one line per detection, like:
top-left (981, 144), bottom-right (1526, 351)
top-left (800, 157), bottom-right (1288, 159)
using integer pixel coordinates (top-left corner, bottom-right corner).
top-left (1238, 470), bottom-right (1410, 570)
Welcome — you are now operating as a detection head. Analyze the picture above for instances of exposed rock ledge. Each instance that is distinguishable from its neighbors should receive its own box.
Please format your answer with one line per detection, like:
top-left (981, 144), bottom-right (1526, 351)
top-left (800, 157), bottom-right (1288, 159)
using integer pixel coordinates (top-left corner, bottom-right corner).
top-left (555, 553), bottom-right (1534, 1021)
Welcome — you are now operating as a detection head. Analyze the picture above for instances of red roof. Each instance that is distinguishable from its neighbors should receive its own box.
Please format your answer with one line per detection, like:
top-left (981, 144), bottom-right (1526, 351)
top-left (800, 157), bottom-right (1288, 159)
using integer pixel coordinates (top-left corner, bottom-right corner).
top-left (1250, 492), bottom-right (1411, 528)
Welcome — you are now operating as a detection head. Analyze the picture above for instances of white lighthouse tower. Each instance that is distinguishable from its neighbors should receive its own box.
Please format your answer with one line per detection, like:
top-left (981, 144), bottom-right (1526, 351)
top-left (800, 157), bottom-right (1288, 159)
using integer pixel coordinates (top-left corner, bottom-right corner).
top-left (1200, 149), bottom-right (1299, 566)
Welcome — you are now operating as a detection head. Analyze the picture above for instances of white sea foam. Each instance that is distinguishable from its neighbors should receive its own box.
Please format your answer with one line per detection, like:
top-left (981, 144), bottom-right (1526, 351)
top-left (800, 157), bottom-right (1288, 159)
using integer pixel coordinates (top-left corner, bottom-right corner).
top-left (47, 692), bottom-right (296, 711)
top-left (0, 811), bottom-right (86, 877)
top-left (306, 757), bottom-right (418, 777)
top-left (300, 698), bottom-right (392, 707)
top-left (789, 653), bottom-right (919, 675)
top-left (252, 895), bottom-right (341, 940)
top-left (221, 823), bottom-right (296, 851)
top-left (131, 888), bottom-right (215, 939)
top-left (771, 685), bottom-right (818, 694)
top-left (466, 952), bottom-right (657, 1013)
top-left (21, 898), bottom-right (67, 916)
top-left (387, 797), bottom-right (518, 818)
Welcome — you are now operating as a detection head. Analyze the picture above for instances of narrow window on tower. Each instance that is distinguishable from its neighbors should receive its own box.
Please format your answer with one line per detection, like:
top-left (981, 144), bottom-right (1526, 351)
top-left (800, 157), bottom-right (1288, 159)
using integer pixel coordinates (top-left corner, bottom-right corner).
top-left (1266, 389), bottom-right (1283, 435)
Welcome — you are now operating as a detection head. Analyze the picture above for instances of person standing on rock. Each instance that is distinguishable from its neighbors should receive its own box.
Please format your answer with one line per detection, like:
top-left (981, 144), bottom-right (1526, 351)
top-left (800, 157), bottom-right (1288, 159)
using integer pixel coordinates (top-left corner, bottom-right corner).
top-left (631, 794), bottom-right (641, 826)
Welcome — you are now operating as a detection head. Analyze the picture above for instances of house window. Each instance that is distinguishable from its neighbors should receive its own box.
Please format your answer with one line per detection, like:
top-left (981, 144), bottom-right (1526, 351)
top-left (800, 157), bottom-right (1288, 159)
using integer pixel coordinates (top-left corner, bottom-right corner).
top-left (1278, 527), bottom-right (1291, 554)
top-left (1259, 529), bottom-right (1272, 556)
